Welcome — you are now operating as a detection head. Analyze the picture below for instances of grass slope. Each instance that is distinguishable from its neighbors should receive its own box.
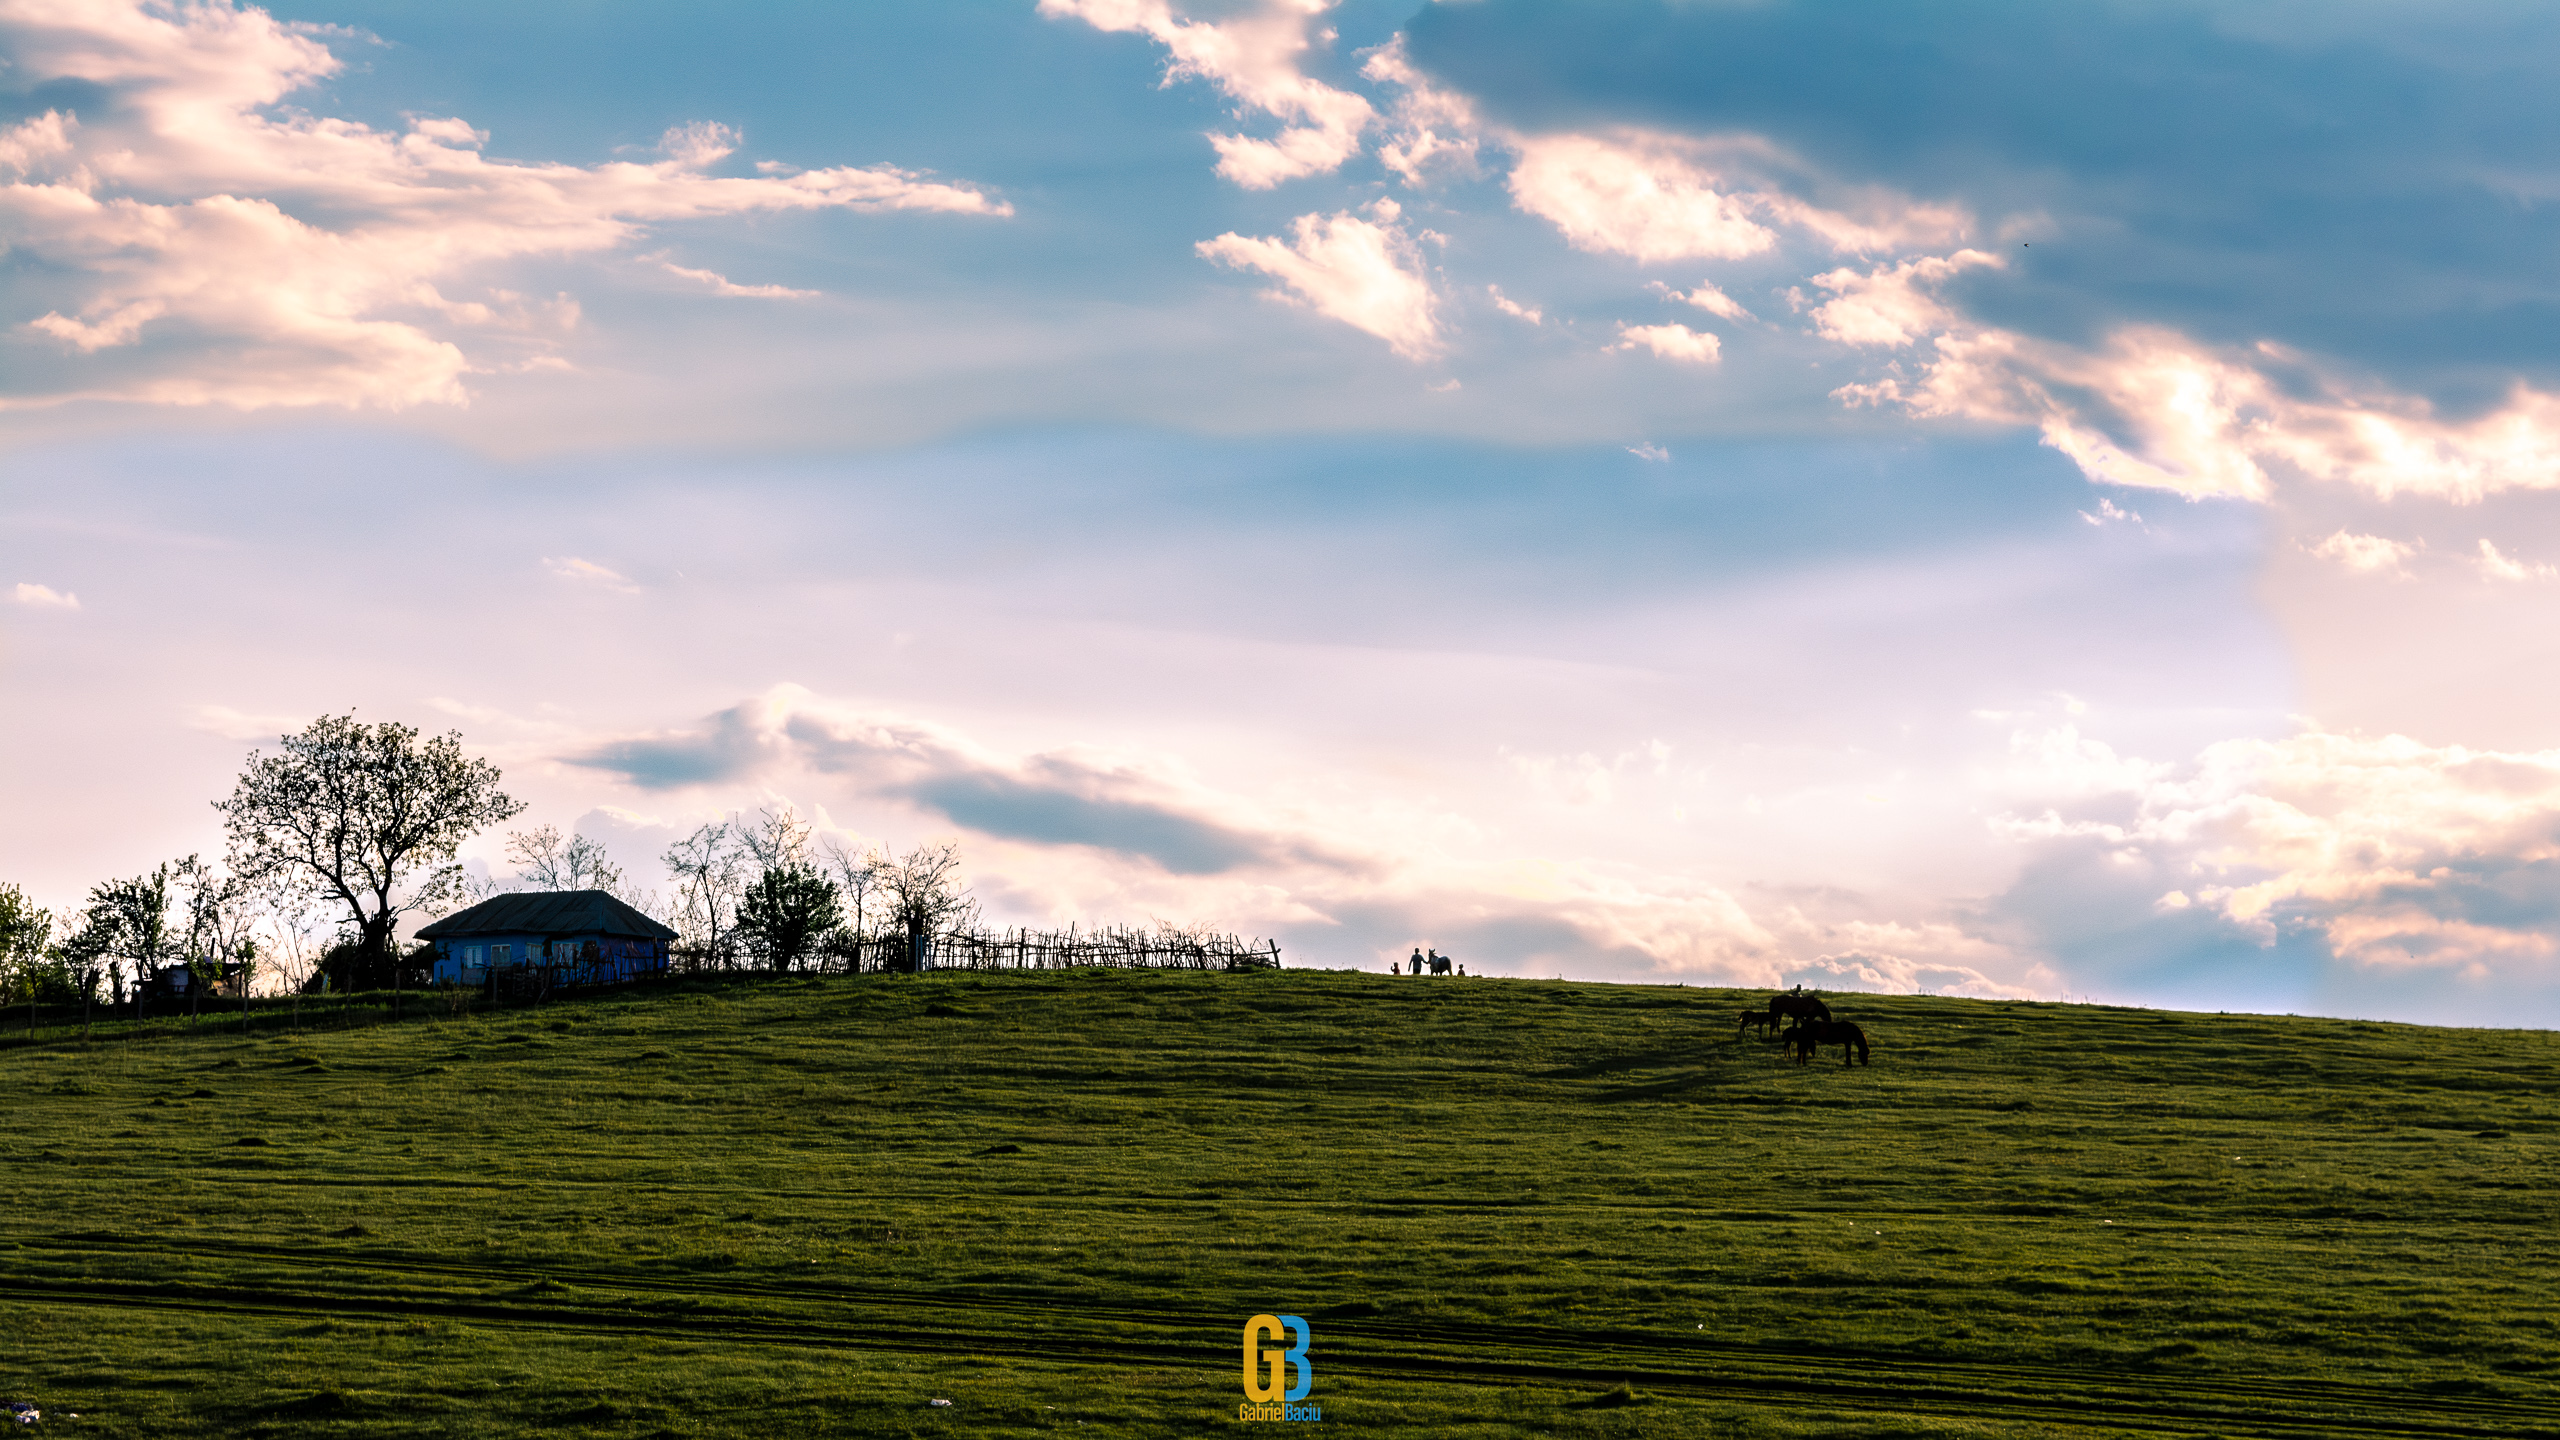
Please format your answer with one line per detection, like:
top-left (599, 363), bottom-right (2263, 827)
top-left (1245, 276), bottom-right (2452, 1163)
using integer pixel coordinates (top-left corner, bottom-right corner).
top-left (0, 970), bottom-right (2555, 1437)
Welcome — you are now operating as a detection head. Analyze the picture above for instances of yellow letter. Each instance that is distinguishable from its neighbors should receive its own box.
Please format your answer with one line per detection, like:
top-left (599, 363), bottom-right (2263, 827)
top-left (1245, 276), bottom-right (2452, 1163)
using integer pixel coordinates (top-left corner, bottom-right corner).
top-left (1242, 1314), bottom-right (1285, 1401)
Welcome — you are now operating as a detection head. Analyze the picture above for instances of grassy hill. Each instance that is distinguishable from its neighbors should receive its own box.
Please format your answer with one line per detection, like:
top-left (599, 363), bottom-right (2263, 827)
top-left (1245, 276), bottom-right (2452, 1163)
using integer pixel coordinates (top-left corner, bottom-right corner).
top-left (0, 969), bottom-right (2555, 1437)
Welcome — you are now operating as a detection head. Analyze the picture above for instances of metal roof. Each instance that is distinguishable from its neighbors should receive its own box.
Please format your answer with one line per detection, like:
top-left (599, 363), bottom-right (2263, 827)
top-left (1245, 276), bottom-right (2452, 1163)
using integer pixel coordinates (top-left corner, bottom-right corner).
top-left (416, 889), bottom-right (678, 941)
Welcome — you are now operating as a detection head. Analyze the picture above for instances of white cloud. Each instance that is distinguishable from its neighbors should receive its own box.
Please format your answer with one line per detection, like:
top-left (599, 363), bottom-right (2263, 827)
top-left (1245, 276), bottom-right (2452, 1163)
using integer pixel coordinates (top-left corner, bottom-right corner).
top-left (1039, 0), bottom-right (1374, 189)
top-left (1803, 250), bottom-right (2001, 348)
top-left (1998, 722), bottom-right (2560, 976)
top-left (1654, 279), bottom-right (1752, 322)
top-left (10, 581), bottom-right (78, 609)
top-left (1626, 442), bottom-right (1670, 462)
top-left (1821, 255), bottom-right (2560, 504)
top-left (2078, 497), bottom-right (2143, 527)
top-left (1361, 34), bottom-right (1480, 186)
top-left (0, 0), bottom-right (1006, 411)
top-left (1197, 207), bottom-right (1440, 358)
top-left (1485, 284), bottom-right (1542, 324)
top-left (2309, 530), bottom-right (2415, 576)
top-left (546, 557), bottom-right (641, 593)
top-left (2475, 539), bottom-right (2558, 582)
top-left (1507, 129), bottom-right (1969, 264)
top-left (1509, 131), bottom-right (1776, 263)
top-left (1611, 322), bottom-right (1721, 364)
top-left (654, 259), bottom-right (819, 300)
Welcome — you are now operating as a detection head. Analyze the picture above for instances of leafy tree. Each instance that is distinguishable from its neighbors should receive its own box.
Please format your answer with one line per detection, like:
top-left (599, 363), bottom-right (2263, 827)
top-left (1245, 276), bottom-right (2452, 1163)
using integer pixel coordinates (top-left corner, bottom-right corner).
top-left (735, 863), bottom-right (843, 972)
top-left (504, 825), bottom-right (626, 895)
top-left (0, 882), bottom-right (52, 1033)
top-left (216, 715), bottom-right (524, 984)
top-left (69, 864), bottom-right (177, 1017)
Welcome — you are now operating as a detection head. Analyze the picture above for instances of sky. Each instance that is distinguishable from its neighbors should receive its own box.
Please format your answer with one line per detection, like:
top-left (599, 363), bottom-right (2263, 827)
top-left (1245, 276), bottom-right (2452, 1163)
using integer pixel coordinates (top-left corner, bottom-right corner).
top-left (9, 0), bottom-right (2560, 1024)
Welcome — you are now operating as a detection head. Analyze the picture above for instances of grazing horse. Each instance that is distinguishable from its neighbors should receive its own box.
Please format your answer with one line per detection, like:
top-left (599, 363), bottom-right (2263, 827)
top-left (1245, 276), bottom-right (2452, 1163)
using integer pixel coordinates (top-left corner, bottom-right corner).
top-left (1736, 1007), bottom-right (1778, 1038)
top-left (1783, 1019), bottom-right (1870, 1067)
top-left (1767, 993), bottom-right (1833, 1026)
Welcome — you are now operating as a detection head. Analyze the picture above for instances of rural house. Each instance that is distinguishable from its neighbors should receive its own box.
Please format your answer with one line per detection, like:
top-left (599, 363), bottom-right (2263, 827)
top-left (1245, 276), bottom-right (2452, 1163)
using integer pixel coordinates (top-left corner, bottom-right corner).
top-left (417, 890), bottom-right (677, 987)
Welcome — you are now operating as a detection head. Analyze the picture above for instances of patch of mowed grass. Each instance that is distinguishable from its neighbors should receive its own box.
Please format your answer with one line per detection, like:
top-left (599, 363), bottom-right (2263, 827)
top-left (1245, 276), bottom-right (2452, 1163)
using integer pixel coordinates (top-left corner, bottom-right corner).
top-left (0, 970), bottom-right (2555, 1436)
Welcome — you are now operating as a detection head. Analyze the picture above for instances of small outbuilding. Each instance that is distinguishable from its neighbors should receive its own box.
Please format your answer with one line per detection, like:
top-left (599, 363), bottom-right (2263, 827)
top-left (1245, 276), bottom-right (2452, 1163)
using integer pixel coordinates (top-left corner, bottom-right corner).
top-left (417, 890), bottom-right (677, 988)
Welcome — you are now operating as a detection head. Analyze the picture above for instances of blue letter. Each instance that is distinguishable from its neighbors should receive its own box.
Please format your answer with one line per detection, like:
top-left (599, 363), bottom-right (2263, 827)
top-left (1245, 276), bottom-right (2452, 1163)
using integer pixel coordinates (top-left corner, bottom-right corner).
top-left (1279, 1315), bottom-right (1313, 1401)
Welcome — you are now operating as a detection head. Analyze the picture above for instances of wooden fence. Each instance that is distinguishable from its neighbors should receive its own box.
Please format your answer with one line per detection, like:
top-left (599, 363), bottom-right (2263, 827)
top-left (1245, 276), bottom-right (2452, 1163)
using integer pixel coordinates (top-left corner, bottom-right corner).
top-left (909, 924), bottom-right (1281, 973)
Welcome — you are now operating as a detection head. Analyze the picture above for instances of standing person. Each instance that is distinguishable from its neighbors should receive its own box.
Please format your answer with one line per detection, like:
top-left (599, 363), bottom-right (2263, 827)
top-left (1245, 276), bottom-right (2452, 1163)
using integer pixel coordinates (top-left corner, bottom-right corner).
top-left (1409, 947), bottom-right (1424, 975)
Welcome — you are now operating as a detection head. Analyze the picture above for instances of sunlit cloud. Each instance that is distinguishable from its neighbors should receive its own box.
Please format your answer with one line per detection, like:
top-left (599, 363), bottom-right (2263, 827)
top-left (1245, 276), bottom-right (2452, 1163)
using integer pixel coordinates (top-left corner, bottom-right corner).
top-left (1039, 0), bottom-right (1374, 189)
top-left (1611, 322), bottom-right (1721, 364)
top-left (2310, 531), bottom-right (2416, 577)
top-left (0, 0), bottom-right (1006, 411)
top-left (1197, 203), bottom-right (1441, 358)
top-left (545, 557), bottom-right (641, 593)
top-left (9, 581), bottom-right (78, 609)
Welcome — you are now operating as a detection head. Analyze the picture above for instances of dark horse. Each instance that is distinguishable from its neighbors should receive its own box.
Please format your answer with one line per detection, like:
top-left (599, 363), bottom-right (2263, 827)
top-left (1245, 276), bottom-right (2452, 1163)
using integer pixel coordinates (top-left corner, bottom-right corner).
top-left (1767, 992), bottom-right (1832, 1026)
top-left (1736, 1007), bottom-right (1779, 1038)
top-left (1783, 1019), bottom-right (1870, 1067)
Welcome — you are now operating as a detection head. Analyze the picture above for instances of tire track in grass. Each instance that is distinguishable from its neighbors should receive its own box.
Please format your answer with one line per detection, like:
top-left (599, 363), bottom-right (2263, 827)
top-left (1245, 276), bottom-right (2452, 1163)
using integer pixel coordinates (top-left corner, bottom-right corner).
top-left (9, 1237), bottom-right (2555, 1439)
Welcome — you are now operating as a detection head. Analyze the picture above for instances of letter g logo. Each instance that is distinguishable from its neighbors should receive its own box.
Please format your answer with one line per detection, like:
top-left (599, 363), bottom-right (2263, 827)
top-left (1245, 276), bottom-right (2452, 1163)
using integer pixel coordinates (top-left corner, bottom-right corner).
top-left (1241, 1313), bottom-right (1312, 1402)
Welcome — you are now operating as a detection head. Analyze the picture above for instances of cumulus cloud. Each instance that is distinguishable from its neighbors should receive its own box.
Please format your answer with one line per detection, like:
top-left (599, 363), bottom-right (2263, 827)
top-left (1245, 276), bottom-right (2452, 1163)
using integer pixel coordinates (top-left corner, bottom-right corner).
top-left (1361, 34), bottom-right (1480, 186)
top-left (2474, 539), bottom-right (2558, 583)
top-left (1822, 255), bottom-right (2560, 503)
top-left (0, 0), bottom-right (1006, 410)
top-left (1197, 206), bottom-right (1440, 358)
top-left (1507, 129), bottom-right (1968, 264)
top-left (1654, 279), bottom-right (1751, 322)
top-left (1611, 322), bottom-right (1721, 363)
top-left (1039, 0), bottom-right (1373, 189)
top-left (1509, 131), bottom-right (1776, 263)
top-left (1485, 284), bottom-right (1541, 324)
top-left (10, 581), bottom-right (78, 609)
top-left (1625, 442), bottom-right (1670, 462)
top-left (1802, 250), bottom-right (2000, 348)
top-left (1998, 722), bottom-right (2560, 977)
top-left (2310, 530), bottom-right (2416, 577)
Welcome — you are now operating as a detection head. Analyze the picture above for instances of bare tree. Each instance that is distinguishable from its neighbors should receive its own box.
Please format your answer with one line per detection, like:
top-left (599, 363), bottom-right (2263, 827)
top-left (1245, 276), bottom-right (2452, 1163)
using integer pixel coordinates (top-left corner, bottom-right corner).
top-left (259, 883), bottom-right (329, 1028)
top-left (820, 837), bottom-right (884, 942)
top-left (216, 715), bottom-right (524, 981)
top-left (879, 840), bottom-right (979, 971)
top-left (504, 824), bottom-right (627, 895)
top-left (175, 855), bottom-right (262, 1029)
top-left (737, 805), bottom-right (814, 871)
top-left (660, 821), bottom-right (746, 970)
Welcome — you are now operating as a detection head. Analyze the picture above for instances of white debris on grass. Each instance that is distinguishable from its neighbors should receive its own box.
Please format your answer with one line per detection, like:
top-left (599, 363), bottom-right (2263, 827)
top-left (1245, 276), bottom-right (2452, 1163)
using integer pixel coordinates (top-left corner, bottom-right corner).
top-left (929, 1398), bottom-right (953, 1407)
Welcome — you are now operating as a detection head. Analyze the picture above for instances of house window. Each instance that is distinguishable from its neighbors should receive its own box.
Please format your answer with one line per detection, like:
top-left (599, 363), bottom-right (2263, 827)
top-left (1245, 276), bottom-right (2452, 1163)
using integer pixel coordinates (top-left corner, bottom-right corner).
top-left (492, 944), bottom-right (511, 965)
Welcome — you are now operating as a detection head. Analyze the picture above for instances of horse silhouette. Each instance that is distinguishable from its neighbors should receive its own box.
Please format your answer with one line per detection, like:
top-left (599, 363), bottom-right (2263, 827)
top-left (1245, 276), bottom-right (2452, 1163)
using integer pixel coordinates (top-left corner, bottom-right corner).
top-left (1736, 1007), bottom-right (1779, 1038)
top-left (1428, 950), bottom-right (1453, 975)
top-left (1782, 1019), bottom-right (1870, 1067)
top-left (1768, 993), bottom-right (1832, 1026)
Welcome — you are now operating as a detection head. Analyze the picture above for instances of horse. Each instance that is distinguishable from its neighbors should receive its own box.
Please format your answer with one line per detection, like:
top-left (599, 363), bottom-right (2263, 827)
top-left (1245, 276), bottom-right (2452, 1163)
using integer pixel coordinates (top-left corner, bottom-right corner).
top-left (1767, 992), bottom-right (1832, 1026)
top-left (1736, 1007), bottom-right (1778, 1038)
top-left (1783, 1019), bottom-right (1870, 1067)
top-left (1428, 951), bottom-right (1453, 976)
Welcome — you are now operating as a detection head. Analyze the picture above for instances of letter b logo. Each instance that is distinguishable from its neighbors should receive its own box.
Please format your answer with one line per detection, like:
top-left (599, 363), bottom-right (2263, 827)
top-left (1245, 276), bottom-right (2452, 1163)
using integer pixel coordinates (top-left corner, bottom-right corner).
top-left (1242, 1314), bottom-right (1312, 1402)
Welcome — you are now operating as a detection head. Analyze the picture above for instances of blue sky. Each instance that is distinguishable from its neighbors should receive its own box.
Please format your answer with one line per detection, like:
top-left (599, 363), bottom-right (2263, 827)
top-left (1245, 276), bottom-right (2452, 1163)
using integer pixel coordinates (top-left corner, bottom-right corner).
top-left (9, 1), bottom-right (2560, 1023)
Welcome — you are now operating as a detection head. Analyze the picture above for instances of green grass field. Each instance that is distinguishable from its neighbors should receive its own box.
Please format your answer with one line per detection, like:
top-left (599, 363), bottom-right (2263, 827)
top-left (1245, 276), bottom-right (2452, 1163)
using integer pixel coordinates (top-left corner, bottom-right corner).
top-left (1, 968), bottom-right (2555, 1437)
